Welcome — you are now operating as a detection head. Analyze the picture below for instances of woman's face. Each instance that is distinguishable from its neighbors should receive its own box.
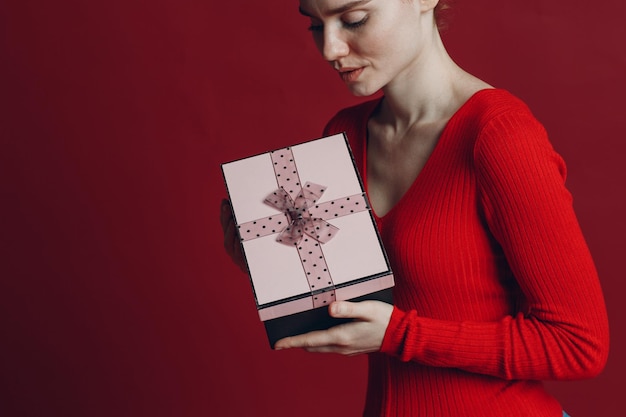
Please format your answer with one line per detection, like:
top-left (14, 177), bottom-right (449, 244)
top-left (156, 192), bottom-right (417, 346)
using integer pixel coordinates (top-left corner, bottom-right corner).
top-left (298, 0), bottom-right (434, 96)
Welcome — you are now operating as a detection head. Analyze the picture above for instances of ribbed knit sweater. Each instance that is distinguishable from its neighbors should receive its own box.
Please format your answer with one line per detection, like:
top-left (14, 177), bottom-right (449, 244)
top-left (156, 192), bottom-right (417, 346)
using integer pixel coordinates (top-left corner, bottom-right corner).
top-left (323, 89), bottom-right (609, 417)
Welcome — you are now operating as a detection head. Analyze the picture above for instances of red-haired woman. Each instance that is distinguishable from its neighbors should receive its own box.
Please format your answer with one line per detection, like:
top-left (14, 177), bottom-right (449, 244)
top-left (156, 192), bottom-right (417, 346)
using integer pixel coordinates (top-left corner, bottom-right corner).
top-left (221, 1), bottom-right (609, 416)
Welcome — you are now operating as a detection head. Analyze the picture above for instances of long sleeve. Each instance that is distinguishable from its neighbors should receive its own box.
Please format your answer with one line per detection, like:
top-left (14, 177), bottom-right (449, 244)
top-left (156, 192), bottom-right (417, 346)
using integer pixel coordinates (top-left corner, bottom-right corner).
top-left (380, 109), bottom-right (609, 381)
top-left (322, 89), bottom-right (609, 416)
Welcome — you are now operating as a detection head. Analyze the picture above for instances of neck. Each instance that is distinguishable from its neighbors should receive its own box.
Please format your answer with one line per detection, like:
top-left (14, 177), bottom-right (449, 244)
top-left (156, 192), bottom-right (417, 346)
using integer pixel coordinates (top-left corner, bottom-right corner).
top-left (378, 28), bottom-right (468, 130)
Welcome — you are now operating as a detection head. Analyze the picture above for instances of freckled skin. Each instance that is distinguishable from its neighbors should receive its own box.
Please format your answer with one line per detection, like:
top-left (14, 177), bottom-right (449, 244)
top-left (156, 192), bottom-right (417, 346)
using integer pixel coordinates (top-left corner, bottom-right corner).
top-left (226, 0), bottom-right (492, 354)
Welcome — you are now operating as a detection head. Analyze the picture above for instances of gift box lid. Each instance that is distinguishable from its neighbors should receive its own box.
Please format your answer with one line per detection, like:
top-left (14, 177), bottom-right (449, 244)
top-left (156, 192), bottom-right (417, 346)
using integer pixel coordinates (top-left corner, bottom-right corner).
top-left (221, 133), bottom-right (394, 320)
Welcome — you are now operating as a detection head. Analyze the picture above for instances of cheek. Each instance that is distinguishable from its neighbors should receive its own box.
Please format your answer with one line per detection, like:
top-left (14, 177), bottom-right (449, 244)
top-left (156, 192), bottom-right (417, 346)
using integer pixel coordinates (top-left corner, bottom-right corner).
top-left (370, 9), bottom-right (422, 56)
top-left (381, 25), bottom-right (422, 64)
top-left (356, 28), bottom-right (396, 61)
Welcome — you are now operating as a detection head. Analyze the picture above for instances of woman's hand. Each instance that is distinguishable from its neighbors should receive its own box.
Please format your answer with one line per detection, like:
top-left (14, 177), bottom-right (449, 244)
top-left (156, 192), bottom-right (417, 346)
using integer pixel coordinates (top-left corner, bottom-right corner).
top-left (274, 300), bottom-right (394, 355)
top-left (220, 199), bottom-right (247, 272)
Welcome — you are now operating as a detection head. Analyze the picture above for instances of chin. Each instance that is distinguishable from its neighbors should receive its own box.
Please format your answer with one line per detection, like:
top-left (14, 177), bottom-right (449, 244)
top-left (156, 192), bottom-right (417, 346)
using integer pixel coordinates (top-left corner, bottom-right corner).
top-left (347, 84), bottom-right (380, 97)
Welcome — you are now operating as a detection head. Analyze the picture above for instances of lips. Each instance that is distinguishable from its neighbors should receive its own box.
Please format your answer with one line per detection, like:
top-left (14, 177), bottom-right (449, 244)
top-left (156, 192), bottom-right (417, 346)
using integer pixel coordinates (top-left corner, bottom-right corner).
top-left (338, 67), bottom-right (364, 83)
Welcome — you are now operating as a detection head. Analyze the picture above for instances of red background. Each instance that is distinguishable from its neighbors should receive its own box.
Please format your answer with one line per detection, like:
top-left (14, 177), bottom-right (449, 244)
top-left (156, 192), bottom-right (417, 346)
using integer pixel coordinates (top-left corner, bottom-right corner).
top-left (1, 1), bottom-right (624, 416)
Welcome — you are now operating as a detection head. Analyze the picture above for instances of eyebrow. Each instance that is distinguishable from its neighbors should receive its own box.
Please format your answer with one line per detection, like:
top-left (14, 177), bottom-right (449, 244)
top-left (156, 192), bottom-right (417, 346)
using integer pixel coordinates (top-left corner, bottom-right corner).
top-left (298, 0), bottom-right (372, 18)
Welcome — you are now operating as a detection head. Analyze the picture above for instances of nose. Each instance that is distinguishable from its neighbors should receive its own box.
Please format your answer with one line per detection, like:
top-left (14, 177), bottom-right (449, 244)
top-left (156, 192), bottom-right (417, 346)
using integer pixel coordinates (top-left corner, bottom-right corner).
top-left (320, 28), bottom-right (349, 62)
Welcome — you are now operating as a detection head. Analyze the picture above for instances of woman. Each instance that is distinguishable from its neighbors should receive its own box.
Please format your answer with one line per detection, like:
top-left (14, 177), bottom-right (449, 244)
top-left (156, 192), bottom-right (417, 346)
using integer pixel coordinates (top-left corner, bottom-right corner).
top-left (221, 1), bottom-right (609, 416)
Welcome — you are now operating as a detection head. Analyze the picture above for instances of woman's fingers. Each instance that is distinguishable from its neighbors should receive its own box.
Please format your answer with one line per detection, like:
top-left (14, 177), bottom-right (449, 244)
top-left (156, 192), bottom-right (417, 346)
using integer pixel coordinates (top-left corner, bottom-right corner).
top-left (220, 199), bottom-right (247, 272)
top-left (329, 301), bottom-right (372, 320)
top-left (274, 301), bottom-right (394, 355)
top-left (275, 328), bottom-right (338, 351)
top-left (220, 199), bottom-right (232, 232)
top-left (330, 300), bottom-right (393, 323)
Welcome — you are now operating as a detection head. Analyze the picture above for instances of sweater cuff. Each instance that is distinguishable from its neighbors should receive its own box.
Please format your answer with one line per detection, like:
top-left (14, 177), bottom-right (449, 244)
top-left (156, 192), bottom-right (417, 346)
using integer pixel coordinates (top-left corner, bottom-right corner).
top-left (380, 306), bottom-right (407, 356)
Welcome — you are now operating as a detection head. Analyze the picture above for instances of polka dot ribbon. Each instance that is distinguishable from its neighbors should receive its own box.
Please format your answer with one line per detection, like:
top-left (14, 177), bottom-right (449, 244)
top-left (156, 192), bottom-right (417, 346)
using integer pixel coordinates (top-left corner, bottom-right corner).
top-left (264, 183), bottom-right (339, 246)
top-left (237, 146), bottom-right (369, 308)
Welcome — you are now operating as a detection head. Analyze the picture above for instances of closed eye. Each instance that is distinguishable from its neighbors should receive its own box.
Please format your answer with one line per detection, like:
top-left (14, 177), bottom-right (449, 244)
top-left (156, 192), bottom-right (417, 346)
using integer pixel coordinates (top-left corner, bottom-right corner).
top-left (309, 16), bottom-right (368, 33)
top-left (343, 16), bottom-right (368, 30)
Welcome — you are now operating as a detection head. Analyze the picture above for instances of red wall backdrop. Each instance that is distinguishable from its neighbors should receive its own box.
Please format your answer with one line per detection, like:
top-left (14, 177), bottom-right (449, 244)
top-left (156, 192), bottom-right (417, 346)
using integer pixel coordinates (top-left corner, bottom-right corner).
top-left (1, 1), bottom-right (624, 416)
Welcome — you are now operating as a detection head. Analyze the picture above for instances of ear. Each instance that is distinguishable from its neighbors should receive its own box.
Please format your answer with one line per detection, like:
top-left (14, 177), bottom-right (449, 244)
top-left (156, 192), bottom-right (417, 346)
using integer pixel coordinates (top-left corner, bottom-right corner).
top-left (420, 0), bottom-right (439, 13)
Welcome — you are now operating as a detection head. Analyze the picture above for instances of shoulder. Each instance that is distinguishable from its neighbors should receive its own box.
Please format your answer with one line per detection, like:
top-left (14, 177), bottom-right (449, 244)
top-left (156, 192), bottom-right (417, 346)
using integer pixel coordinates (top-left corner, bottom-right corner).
top-left (323, 98), bottom-right (381, 136)
top-left (461, 89), bottom-right (540, 132)
top-left (460, 89), bottom-right (549, 151)
top-left (469, 90), bottom-right (565, 181)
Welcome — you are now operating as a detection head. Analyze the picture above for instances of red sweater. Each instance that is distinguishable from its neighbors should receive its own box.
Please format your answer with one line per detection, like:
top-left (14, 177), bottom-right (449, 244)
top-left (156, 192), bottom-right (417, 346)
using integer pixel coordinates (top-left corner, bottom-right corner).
top-left (323, 89), bottom-right (609, 417)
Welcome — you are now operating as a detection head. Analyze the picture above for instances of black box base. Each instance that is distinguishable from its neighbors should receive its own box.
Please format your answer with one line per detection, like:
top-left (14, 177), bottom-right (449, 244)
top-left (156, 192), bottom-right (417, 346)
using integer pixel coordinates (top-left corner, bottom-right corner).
top-left (263, 287), bottom-right (394, 348)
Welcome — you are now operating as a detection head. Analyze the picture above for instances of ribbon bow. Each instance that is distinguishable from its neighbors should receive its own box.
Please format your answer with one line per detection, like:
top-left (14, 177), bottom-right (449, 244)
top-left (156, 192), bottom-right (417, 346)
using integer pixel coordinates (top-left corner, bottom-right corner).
top-left (264, 182), bottom-right (339, 246)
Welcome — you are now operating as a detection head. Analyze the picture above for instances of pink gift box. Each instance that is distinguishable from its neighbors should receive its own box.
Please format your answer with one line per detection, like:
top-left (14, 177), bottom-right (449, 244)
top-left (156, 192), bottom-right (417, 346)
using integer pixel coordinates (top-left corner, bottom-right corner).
top-left (221, 133), bottom-right (394, 347)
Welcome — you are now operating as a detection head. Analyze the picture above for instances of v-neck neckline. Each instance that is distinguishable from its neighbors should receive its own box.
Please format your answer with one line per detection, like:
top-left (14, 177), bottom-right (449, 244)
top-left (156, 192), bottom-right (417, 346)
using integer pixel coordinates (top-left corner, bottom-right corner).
top-left (362, 88), bottom-right (497, 221)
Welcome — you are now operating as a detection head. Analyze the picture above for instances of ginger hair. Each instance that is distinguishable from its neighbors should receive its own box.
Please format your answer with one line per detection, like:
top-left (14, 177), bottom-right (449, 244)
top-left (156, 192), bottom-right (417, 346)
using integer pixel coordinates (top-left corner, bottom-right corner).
top-left (434, 0), bottom-right (453, 30)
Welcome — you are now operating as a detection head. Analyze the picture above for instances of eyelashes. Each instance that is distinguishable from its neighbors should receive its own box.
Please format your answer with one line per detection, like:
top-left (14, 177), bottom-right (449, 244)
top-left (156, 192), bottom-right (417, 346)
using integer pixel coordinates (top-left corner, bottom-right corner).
top-left (307, 16), bottom-right (369, 33)
top-left (344, 16), bottom-right (368, 30)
